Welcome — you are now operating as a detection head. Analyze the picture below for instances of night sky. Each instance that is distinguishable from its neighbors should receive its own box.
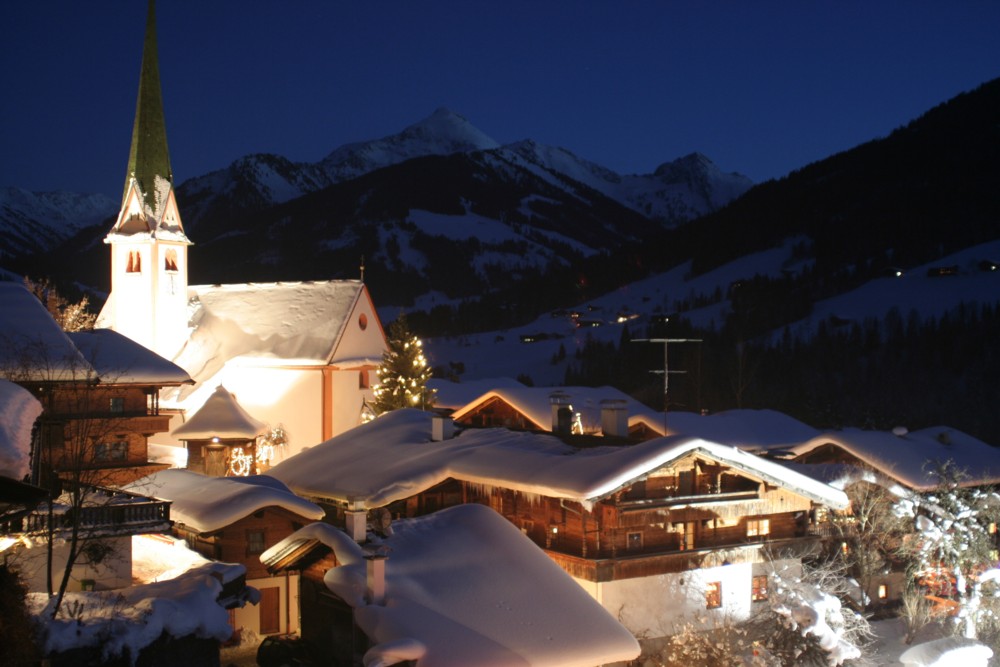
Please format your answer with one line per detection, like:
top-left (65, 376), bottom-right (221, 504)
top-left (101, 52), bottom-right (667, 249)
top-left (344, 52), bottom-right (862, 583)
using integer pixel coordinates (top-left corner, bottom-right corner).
top-left (2, 1), bottom-right (998, 200)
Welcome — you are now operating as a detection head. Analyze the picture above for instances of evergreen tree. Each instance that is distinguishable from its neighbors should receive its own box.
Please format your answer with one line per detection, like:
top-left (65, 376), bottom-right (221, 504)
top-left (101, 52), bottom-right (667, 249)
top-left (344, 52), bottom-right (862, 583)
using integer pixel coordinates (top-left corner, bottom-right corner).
top-left (372, 312), bottom-right (436, 413)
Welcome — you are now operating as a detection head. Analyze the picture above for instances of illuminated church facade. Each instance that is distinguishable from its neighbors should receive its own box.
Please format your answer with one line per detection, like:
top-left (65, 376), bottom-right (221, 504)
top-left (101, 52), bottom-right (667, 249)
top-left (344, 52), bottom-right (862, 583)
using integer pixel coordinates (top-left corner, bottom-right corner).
top-left (98, 1), bottom-right (388, 463)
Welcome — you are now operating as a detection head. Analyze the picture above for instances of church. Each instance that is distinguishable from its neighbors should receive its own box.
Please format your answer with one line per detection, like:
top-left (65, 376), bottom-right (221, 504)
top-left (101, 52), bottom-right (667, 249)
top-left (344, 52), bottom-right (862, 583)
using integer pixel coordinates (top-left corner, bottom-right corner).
top-left (97, 0), bottom-right (388, 465)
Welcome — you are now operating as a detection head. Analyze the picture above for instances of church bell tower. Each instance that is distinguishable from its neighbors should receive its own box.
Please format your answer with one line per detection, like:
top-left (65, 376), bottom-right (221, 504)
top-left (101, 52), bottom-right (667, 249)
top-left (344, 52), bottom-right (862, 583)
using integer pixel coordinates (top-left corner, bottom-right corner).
top-left (102, 0), bottom-right (191, 360)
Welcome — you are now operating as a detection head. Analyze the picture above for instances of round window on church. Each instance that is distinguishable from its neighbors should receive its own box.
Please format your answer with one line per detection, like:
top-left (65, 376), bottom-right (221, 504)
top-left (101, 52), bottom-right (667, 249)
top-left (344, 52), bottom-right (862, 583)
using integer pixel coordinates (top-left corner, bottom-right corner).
top-left (358, 313), bottom-right (368, 330)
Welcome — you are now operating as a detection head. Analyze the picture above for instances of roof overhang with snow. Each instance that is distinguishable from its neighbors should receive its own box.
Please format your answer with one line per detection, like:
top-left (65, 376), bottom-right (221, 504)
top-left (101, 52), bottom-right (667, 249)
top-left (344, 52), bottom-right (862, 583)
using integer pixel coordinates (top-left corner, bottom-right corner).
top-left (266, 409), bottom-right (848, 511)
top-left (263, 505), bottom-right (640, 667)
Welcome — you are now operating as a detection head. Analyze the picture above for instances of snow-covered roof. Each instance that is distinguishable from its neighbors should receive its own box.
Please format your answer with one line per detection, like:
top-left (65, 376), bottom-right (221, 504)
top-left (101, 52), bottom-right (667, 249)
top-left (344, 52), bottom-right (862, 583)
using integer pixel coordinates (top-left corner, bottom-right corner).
top-left (28, 561), bottom-right (246, 662)
top-left (0, 379), bottom-right (42, 479)
top-left (0, 281), bottom-right (94, 382)
top-left (653, 408), bottom-right (822, 450)
top-left (124, 469), bottom-right (324, 533)
top-left (171, 385), bottom-right (266, 440)
top-left (427, 376), bottom-right (525, 411)
top-left (266, 409), bottom-right (848, 510)
top-left (165, 280), bottom-right (369, 402)
top-left (448, 384), bottom-right (656, 433)
top-left (264, 504), bottom-right (640, 667)
top-left (788, 426), bottom-right (1000, 491)
top-left (67, 328), bottom-right (192, 386)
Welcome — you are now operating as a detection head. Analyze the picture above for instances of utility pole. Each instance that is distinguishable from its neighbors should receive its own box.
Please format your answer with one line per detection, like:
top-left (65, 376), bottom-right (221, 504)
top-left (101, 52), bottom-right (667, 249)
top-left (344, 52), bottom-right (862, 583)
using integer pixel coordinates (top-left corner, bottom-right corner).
top-left (633, 338), bottom-right (702, 433)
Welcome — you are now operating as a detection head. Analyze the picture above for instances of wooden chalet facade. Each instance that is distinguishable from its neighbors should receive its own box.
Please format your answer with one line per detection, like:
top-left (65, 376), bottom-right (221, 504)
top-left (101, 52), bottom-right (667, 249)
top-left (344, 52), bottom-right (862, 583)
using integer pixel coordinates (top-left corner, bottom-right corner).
top-left (175, 506), bottom-right (310, 639)
top-left (267, 410), bottom-right (848, 640)
top-left (384, 448), bottom-right (820, 579)
top-left (30, 378), bottom-right (176, 488)
top-left (126, 469), bottom-right (326, 642)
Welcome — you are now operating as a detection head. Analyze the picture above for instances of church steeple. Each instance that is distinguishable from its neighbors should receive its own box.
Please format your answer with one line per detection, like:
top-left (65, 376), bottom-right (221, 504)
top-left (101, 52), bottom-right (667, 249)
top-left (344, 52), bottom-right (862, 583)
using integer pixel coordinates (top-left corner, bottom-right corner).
top-left (100, 0), bottom-right (191, 361)
top-left (124, 0), bottom-right (172, 213)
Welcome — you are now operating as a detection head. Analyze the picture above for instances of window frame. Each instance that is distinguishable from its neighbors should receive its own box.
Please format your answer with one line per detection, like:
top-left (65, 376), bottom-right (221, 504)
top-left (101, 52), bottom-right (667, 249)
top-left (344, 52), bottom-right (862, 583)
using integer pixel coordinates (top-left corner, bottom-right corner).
top-left (752, 575), bottom-right (769, 602)
top-left (705, 581), bottom-right (722, 609)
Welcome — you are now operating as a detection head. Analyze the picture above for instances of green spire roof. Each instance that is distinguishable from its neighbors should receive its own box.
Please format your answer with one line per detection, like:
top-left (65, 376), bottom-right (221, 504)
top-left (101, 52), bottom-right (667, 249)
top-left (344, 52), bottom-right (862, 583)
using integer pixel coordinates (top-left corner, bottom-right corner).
top-left (124, 0), bottom-right (172, 210)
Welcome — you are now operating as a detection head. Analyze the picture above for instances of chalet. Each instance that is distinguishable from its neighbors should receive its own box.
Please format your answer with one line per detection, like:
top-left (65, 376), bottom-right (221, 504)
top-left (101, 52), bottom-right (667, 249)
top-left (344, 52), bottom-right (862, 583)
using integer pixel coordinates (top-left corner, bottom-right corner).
top-left (447, 384), bottom-right (662, 439)
top-left (776, 425), bottom-right (1000, 607)
top-left (94, 0), bottom-right (389, 461)
top-left (0, 282), bottom-right (194, 489)
top-left (261, 504), bottom-right (640, 667)
top-left (444, 383), bottom-right (822, 449)
top-left (266, 409), bottom-right (849, 642)
top-left (126, 468), bottom-right (324, 640)
top-left (785, 426), bottom-right (1000, 492)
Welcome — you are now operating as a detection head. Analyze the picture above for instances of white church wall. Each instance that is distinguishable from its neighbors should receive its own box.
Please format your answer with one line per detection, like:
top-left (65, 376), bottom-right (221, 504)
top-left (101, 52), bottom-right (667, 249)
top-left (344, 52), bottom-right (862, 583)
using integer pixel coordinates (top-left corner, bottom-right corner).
top-left (333, 293), bottom-right (388, 364)
top-left (110, 243), bottom-right (155, 351)
top-left (329, 369), bottom-right (374, 438)
top-left (218, 366), bottom-right (323, 460)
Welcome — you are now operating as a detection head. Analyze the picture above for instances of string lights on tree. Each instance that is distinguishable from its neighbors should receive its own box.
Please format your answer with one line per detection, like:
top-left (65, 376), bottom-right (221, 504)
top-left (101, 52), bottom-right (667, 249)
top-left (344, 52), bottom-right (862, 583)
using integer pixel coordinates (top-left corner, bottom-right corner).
top-left (372, 312), bottom-right (436, 414)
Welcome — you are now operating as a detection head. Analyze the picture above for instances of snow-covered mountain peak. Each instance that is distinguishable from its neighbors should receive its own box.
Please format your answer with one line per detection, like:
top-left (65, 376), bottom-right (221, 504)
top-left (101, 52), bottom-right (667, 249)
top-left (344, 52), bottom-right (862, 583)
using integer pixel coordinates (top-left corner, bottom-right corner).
top-left (319, 107), bottom-right (499, 183)
top-left (400, 107), bottom-right (500, 153)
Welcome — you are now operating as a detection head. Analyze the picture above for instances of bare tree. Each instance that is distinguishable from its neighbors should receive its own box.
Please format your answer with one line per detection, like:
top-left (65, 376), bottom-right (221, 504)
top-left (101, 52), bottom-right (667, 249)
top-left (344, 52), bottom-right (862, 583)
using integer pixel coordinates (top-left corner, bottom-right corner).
top-left (826, 479), bottom-right (908, 611)
top-left (23, 277), bottom-right (97, 332)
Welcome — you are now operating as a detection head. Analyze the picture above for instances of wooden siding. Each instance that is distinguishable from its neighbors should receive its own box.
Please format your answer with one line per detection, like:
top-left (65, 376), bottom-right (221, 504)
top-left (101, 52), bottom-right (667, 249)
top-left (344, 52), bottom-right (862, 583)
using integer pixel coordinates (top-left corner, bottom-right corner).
top-left (176, 507), bottom-right (312, 580)
top-left (454, 396), bottom-right (540, 430)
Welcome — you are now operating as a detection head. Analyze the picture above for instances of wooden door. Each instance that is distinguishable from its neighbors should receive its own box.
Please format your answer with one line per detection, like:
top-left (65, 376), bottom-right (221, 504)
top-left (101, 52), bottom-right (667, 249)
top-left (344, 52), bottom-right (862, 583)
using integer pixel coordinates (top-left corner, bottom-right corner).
top-left (259, 586), bottom-right (280, 635)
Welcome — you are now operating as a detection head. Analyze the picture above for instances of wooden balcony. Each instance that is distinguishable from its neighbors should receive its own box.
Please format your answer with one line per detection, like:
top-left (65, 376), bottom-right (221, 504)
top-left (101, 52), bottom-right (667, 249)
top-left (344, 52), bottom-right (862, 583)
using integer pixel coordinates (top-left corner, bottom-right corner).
top-left (0, 486), bottom-right (171, 539)
top-left (547, 535), bottom-right (823, 582)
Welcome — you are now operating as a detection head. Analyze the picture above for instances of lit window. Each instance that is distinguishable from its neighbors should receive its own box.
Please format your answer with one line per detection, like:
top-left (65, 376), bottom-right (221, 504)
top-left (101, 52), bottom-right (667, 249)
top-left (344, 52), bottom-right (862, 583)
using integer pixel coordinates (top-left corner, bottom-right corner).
top-left (164, 248), bottom-right (178, 272)
top-left (94, 440), bottom-right (127, 462)
top-left (126, 250), bottom-right (142, 273)
top-left (877, 584), bottom-right (889, 600)
top-left (247, 530), bottom-right (266, 555)
top-left (752, 575), bottom-right (769, 602)
top-left (359, 371), bottom-right (370, 389)
top-left (706, 581), bottom-right (722, 609)
top-left (747, 518), bottom-right (770, 538)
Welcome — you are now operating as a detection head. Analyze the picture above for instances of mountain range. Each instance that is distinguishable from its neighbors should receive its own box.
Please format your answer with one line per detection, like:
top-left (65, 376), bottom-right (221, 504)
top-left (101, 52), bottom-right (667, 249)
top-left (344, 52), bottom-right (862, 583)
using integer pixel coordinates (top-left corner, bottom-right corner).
top-left (0, 108), bottom-right (751, 301)
top-left (4, 79), bottom-right (1000, 441)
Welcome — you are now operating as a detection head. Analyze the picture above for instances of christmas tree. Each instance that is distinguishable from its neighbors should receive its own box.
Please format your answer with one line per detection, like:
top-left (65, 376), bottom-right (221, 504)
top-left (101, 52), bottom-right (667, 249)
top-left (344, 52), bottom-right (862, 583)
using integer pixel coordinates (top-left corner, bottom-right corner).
top-left (372, 312), bottom-right (436, 413)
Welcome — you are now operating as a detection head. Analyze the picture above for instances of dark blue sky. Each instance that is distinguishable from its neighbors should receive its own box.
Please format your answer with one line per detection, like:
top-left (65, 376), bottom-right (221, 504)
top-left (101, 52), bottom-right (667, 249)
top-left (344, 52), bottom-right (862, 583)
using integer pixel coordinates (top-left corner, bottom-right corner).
top-left (2, 1), bottom-right (998, 200)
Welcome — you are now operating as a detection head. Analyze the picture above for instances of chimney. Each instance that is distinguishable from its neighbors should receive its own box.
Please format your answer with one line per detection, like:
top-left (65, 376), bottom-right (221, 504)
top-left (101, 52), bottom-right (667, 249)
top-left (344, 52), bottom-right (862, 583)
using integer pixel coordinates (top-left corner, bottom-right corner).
top-left (549, 391), bottom-right (573, 435)
top-left (345, 499), bottom-right (368, 543)
top-left (600, 399), bottom-right (628, 438)
top-left (366, 554), bottom-right (387, 606)
top-left (431, 415), bottom-right (455, 441)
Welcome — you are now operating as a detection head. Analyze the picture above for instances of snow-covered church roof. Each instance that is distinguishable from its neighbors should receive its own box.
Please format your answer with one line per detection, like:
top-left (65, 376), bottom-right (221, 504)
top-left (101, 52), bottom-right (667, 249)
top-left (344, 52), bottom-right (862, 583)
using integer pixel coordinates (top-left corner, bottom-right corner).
top-left (125, 468), bottom-right (324, 534)
top-left (171, 385), bottom-right (265, 440)
top-left (164, 280), bottom-right (375, 403)
top-left (263, 504), bottom-right (640, 667)
top-left (788, 426), bottom-right (1000, 491)
top-left (266, 409), bottom-right (848, 510)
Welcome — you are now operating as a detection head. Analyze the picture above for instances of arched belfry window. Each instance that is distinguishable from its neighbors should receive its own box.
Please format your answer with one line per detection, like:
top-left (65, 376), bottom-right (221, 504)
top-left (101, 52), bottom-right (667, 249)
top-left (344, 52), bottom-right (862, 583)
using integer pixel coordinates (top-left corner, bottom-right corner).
top-left (126, 250), bottom-right (142, 273)
top-left (164, 248), bottom-right (178, 272)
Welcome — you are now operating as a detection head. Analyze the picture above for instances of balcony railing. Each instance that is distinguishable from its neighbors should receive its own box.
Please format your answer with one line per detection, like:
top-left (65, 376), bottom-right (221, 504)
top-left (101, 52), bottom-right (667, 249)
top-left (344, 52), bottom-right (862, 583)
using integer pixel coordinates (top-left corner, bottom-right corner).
top-left (547, 535), bottom-right (823, 582)
top-left (1, 486), bottom-right (171, 538)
